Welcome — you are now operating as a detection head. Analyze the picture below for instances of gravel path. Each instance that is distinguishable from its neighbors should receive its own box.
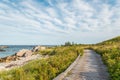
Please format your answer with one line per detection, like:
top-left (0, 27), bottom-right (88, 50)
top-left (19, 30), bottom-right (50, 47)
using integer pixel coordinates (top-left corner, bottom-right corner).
top-left (63, 50), bottom-right (109, 80)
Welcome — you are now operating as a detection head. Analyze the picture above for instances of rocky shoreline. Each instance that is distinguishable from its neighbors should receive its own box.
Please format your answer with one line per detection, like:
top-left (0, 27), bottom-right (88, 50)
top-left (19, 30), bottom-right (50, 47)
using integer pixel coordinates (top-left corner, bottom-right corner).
top-left (0, 46), bottom-right (8, 49)
top-left (0, 46), bottom-right (46, 62)
top-left (0, 46), bottom-right (47, 71)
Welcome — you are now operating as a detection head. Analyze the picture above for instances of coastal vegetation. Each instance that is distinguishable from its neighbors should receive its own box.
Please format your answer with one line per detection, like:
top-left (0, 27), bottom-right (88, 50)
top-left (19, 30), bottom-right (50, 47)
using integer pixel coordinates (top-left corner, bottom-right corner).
top-left (0, 36), bottom-right (120, 80)
top-left (92, 36), bottom-right (120, 80)
top-left (0, 46), bottom-right (83, 80)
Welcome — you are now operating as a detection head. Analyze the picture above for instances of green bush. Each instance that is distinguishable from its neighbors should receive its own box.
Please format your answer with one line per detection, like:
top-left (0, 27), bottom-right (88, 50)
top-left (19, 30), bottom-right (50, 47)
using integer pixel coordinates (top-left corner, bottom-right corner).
top-left (0, 46), bottom-right (83, 80)
top-left (94, 47), bottom-right (120, 80)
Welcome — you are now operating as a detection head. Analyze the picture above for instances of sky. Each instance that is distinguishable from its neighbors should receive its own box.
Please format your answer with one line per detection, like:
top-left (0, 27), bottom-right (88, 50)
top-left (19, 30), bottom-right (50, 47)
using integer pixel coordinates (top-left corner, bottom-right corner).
top-left (0, 0), bottom-right (120, 45)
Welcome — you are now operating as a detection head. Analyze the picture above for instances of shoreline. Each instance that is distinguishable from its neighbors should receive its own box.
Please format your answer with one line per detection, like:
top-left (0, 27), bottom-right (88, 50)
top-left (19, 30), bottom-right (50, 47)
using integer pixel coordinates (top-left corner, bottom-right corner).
top-left (0, 45), bottom-right (35, 59)
top-left (0, 54), bottom-right (41, 71)
top-left (0, 46), bottom-right (47, 71)
top-left (0, 45), bottom-right (54, 58)
top-left (0, 54), bottom-right (49, 71)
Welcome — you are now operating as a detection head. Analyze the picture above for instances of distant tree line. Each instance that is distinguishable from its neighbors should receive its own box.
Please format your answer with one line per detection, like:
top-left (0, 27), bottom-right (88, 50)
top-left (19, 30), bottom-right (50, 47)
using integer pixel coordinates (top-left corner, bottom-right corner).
top-left (64, 41), bottom-right (77, 46)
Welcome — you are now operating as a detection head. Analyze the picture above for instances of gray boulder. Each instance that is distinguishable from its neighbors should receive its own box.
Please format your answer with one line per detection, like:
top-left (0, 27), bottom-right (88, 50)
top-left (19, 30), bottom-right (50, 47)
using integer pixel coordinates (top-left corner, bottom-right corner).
top-left (23, 50), bottom-right (33, 57)
top-left (0, 49), bottom-right (5, 52)
top-left (16, 49), bottom-right (33, 57)
top-left (32, 46), bottom-right (46, 52)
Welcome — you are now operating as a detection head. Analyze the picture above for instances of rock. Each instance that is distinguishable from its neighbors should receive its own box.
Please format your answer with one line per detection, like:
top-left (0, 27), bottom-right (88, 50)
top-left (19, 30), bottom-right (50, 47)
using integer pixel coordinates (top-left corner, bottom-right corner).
top-left (0, 49), bottom-right (33, 63)
top-left (32, 46), bottom-right (46, 52)
top-left (0, 49), bottom-right (5, 52)
top-left (0, 58), bottom-right (3, 62)
top-left (16, 49), bottom-right (27, 57)
top-left (16, 49), bottom-right (33, 57)
top-left (0, 46), bottom-right (8, 52)
top-left (0, 46), bottom-right (8, 49)
top-left (6, 56), bottom-right (13, 60)
top-left (5, 56), bottom-right (16, 62)
top-left (5, 64), bottom-right (17, 68)
top-left (23, 50), bottom-right (33, 57)
top-left (5, 60), bottom-right (10, 63)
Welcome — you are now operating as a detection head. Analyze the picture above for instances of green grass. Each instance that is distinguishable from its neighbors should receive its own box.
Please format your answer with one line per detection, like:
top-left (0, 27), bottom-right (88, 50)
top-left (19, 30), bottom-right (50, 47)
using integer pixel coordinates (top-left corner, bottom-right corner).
top-left (92, 36), bottom-right (120, 80)
top-left (1, 36), bottom-right (120, 80)
top-left (94, 47), bottom-right (120, 80)
top-left (34, 48), bottom-right (56, 55)
top-left (0, 46), bottom-right (83, 80)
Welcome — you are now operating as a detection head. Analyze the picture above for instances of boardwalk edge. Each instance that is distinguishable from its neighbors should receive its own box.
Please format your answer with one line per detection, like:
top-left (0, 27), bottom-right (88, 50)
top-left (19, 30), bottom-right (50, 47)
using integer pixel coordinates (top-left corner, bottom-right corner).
top-left (53, 54), bottom-right (80, 80)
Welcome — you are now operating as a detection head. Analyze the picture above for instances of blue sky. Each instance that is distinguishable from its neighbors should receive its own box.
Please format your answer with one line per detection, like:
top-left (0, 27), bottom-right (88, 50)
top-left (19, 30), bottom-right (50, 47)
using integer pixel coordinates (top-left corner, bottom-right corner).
top-left (0, 0), bottom-right (120, 45)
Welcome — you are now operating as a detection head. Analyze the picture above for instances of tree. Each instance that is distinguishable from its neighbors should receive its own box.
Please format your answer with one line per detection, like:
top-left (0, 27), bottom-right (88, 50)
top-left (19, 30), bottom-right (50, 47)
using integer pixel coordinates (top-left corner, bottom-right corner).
top-left (65, 42), bottom-right (71, 46)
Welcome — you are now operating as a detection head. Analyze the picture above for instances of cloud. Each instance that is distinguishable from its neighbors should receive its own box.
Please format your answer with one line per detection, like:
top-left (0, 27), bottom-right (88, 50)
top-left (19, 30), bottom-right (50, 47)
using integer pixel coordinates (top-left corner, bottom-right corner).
top-left (0, 0), bottom-right (120, 44)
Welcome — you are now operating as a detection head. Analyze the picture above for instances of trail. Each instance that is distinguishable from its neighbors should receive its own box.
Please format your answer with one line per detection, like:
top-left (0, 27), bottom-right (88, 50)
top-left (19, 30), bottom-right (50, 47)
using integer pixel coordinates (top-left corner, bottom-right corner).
top-left (63, 50), bottom-right (109, 80)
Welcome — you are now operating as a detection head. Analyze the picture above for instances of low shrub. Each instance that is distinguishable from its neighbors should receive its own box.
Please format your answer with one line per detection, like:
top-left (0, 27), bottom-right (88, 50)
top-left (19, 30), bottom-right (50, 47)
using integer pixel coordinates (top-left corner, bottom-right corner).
top-left (0, 46), bottom-right (83, 80)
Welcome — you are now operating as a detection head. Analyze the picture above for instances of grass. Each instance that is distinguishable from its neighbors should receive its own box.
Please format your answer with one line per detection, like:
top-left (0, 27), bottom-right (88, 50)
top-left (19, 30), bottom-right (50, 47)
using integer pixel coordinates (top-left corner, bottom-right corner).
top-left (0, 46), bottom-right (83, 80)
top-left (1, 36), bottom-right (120, 80)
top-left (92, 36), bottom-right (120, 80)
top-left (94, 47), bottom-right (120, 80)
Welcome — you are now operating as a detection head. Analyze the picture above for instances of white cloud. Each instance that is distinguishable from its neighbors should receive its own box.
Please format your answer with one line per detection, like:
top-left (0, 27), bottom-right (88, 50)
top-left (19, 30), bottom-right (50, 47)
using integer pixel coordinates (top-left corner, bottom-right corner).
top-left (72, 0), bottom-right (94, 11)
top-left (0, 0), bottom-right (120, 44)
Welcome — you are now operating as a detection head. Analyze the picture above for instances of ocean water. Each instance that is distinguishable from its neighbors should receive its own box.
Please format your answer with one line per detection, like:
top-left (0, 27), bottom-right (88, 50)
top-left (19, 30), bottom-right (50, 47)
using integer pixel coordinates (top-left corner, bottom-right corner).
top-left (0, 45), bottom-right (35, 58)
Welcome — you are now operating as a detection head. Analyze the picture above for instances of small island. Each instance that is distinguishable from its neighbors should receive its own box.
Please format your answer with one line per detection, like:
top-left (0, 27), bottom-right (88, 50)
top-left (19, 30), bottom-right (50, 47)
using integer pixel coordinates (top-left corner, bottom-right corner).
top-left (0, 49), bottom-right (5, 52)
top-left (0, 46), bottom-right (8, 52)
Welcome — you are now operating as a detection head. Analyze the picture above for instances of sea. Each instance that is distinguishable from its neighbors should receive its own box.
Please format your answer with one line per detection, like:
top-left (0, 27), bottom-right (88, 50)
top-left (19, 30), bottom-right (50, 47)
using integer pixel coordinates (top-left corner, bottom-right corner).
top-left (0, 45), bottom-right (55, 58)
top-left (0, 45), bottom-right (36, 58)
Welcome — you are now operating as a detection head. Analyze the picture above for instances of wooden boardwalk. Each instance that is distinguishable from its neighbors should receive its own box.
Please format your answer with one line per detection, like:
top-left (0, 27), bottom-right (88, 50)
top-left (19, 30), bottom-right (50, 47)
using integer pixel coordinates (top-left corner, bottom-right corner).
top-left (63, 50), bottom-right (109, 80)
